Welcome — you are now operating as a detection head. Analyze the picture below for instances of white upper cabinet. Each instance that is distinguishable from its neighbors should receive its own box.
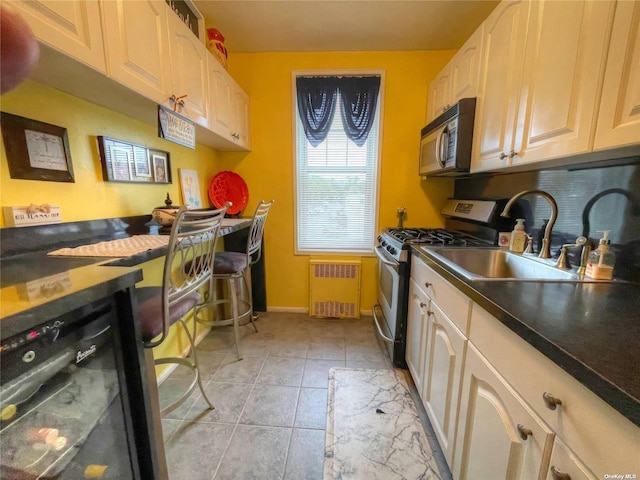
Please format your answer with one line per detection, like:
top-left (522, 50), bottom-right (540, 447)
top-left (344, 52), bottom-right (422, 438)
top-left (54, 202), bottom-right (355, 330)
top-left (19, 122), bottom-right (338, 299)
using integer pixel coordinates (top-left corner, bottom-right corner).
top-left (426, 64), bottom-right (452, 124)
top-left (449, 24), bottom-right (484, 105)
top-left (166, 8), bottom-right (209, 127)
top-left (208, 58), bottom-right (252, 150)
top-left (101, 0), bottom-right (172, 104)
top-left (511, 0), bottom-right (615, 168)
top-left (594, 1), bottom-right (640, 150)
top-left (471, 0), bottom-right (530, 172)
top-left (208, 57), bottom-right (233, 138)
top-left (426, 25), bottom-right (484, 124)
top-left (10, 0), bottom-right (106, 73)
top-left (231, 84), bottom-right (251, 149)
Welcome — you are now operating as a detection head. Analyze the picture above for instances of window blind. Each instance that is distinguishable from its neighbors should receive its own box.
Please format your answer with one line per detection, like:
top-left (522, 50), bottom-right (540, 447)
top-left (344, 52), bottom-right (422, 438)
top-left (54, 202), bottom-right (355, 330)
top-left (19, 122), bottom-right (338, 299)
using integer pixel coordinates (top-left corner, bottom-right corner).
top-left (295, 88), bottom-right (380, 253)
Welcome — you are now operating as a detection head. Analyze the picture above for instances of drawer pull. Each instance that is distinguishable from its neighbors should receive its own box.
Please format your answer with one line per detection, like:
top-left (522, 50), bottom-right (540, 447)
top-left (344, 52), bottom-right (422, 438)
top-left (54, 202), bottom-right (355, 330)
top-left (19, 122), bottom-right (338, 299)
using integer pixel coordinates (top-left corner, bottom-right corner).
top-left (543, 392), bottom-right (563, 410)
top-left (424, 282), bottom-right (432, 288)
top-left (517, 424), bottom-right (533, 440)
top-left (419, 302), bottom-right (427, 309)
top-left (426, 310), bottom-right (434, 317)
top-left (550, 466), bottom-right (571, 480)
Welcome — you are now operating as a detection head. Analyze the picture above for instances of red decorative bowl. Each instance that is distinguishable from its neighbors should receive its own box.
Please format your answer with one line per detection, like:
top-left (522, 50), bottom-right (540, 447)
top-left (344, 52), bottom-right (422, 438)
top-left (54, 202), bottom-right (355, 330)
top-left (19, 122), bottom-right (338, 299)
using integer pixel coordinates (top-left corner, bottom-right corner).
top-left (208, 171), bottom-right (249, 215)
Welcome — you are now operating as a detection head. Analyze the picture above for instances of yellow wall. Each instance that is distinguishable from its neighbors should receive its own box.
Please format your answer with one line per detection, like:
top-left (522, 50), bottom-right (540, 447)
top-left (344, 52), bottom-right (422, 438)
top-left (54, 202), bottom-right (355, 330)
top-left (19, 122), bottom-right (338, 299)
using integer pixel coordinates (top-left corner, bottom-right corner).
top-left (220, 51), bottom-right (456, 311)
top-left (0, 80), bottom-right (221, 224)
top-left (1, 50), bottom-right (456, 314)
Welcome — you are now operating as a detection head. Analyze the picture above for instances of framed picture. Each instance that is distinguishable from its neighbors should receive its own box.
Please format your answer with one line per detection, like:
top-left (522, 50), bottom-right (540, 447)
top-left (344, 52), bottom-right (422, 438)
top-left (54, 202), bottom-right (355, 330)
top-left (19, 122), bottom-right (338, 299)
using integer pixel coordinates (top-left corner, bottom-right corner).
top-left (152, 153), bottom-right (168, 183)
top-left (179, 169), bottom-right (202, 208)
top-left (97, 136), bottom-right (171, 184)
top-left (0, 112), bottom-right (75, 182)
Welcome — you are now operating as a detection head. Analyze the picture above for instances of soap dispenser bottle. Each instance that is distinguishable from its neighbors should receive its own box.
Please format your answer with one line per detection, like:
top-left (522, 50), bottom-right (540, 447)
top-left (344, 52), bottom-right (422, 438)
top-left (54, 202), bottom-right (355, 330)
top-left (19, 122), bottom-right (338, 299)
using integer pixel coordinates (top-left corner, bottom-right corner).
top-left (585, 230), bottom-right (616, 280)
top-left (509, 218), bottom-right (527, 253)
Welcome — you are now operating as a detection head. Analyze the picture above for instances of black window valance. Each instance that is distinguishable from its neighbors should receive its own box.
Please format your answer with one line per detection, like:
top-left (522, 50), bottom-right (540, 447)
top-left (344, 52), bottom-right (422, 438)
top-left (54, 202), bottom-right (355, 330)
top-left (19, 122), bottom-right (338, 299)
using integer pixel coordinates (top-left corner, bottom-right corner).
top-left (296, 76), bottom-right (381, 147)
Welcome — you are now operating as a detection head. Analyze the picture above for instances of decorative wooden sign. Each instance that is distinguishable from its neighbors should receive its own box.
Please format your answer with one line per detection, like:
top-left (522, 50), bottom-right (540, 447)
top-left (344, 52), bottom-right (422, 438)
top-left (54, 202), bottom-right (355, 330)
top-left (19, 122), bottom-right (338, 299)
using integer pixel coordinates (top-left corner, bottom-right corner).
top-left (3, 204), bottom-right (62, 227)
top-left (158, 105), bottom-right (196, 149)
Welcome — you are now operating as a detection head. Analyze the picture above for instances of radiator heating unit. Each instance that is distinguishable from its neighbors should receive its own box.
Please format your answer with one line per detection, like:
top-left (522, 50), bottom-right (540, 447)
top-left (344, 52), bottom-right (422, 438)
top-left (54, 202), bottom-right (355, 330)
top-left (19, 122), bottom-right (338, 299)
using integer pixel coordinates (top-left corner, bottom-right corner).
top-left (309, 259), bottom-right (361, 318)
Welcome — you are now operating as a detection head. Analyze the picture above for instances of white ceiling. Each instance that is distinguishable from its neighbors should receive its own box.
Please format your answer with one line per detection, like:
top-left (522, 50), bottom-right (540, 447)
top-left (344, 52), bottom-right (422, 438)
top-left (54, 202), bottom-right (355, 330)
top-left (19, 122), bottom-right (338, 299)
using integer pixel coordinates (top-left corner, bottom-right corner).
top-left (192, 1), bottom-right (500, 53)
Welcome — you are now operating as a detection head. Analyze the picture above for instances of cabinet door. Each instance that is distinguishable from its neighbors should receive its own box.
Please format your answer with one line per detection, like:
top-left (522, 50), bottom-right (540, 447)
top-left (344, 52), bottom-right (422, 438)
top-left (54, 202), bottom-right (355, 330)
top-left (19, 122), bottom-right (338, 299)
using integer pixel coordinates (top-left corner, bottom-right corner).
top-left (166, 8), bottom-right (209, 127)
top-left (422, 301), bottom-right (466, 467)
top-left (406, 278), bottom-right (429, 395)
top-left (208, 57), bottom-right (233, 138)
top-left (10, 0), bottom-right (105, 73)
top-left (450, 24), bottom-right (484, 103)
top-left (471, 0), bottom-right (530, 173)
top-left (231, 85), bottom-right (251, 149)
top-left (453, 344), bottom-right (554, 480)
top-left (594, 1), bottom-right (640, 150)
top-left (426, 64), bottom-right (452, 123)
top-left (101, 0), bottom-right (172, 104)
top-left (545, 438), bottom-right (597, 480)
top-left (512, 0), bottom-right (615, 166)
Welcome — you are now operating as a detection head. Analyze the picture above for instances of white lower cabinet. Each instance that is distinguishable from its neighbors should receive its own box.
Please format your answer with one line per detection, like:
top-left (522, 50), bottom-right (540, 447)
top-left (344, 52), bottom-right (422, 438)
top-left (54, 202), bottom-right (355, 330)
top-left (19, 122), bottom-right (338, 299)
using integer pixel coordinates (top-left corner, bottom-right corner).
top-left (545, 438), bottom-right (597, 480)
top-left (406, 278), bottom-right (429, 395)
top-left (421, 301), bottom-right (466, 465)
top-left (407, 253), bottom-right (639, 479)
top-left (453, 343), bottom-right (555, 480)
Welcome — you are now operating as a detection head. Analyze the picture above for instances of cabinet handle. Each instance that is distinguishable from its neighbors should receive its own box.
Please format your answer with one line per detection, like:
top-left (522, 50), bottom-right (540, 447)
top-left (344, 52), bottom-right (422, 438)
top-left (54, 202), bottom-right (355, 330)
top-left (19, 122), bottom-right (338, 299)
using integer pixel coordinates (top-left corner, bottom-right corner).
top-left (517, 424), bottom-right (533, 440)
top-left (419, 302), bottom-right (427, 308)
top-left (550, 466), bottom-right (571, 480)
top-left (424, 282), bottom-right (432, 288)
top-left (426, 310), bottom-right (434, 316)
top-left (543, 392), bottom-right (563, 410)
top-left (509, 150), bottom-right (518, 158)
top-left (499, 152), bottom-right (508, 160)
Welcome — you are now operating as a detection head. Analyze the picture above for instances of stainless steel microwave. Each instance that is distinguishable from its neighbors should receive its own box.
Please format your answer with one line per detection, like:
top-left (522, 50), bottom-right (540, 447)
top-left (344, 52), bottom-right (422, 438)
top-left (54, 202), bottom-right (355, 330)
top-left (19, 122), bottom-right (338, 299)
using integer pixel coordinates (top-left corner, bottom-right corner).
top-left (419, 98), bottom-right (476, 177)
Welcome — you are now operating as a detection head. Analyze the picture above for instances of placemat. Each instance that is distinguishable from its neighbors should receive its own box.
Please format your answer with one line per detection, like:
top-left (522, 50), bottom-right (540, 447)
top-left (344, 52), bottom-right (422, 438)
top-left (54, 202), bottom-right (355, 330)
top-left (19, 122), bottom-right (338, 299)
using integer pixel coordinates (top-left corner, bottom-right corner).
top-left (48, 235), bottom-right (169, 258)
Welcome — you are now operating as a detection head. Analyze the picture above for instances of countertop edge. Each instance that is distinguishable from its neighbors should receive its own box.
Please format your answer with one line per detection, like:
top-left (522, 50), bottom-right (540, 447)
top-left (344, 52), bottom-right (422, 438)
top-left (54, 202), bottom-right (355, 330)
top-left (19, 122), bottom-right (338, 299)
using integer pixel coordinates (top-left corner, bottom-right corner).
top-left (411, 246), bottom-right (640, 428)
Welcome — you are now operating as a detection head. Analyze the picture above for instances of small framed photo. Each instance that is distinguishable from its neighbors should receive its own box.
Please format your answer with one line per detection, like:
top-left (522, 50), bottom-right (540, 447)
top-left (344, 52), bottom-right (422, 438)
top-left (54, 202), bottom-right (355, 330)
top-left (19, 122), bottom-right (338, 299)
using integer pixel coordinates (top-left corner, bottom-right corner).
top-left (151, 153), bottom-right (169, 183)
top-left (0, 112), bottom-right (75, 183)
top-left (97, 136), bottom-right (171, 184)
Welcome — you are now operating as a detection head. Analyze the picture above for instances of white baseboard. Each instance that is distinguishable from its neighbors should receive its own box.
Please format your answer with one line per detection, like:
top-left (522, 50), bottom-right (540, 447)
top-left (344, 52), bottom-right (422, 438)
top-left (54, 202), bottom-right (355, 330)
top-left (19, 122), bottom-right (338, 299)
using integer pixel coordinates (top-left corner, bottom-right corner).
top-left (266, 306), bottom-right (309, 314)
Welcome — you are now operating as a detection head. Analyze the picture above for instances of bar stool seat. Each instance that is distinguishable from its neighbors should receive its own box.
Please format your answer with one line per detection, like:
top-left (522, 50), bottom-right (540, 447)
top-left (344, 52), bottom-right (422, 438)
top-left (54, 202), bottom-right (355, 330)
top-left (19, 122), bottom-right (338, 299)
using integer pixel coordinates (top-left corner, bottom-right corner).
top-left (195, 200), bottom-right (274, 360)
top-left (137, 205), bottom-right (227, 418)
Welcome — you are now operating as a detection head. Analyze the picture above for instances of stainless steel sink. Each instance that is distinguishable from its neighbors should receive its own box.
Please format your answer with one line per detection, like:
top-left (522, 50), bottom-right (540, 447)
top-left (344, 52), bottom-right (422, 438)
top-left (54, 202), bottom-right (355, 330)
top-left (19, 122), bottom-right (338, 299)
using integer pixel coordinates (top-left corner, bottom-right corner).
top-left (420, 247), bottom-right (599, 282)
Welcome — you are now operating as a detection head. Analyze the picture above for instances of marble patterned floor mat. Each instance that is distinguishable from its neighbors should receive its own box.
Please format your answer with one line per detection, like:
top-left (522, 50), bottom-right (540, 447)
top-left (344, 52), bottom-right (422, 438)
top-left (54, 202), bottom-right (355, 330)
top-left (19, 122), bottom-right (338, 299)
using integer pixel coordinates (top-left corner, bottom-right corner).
top-left (324, 368), bottom-right (443, 480)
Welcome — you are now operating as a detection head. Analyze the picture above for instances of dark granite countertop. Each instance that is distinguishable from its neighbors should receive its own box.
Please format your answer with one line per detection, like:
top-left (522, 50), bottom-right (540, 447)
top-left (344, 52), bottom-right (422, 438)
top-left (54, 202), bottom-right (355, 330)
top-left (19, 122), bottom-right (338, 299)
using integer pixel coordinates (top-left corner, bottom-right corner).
top-left (412, 246), bottom-right (640, 427)
top-left (0, 216), bottom-right (253, 340)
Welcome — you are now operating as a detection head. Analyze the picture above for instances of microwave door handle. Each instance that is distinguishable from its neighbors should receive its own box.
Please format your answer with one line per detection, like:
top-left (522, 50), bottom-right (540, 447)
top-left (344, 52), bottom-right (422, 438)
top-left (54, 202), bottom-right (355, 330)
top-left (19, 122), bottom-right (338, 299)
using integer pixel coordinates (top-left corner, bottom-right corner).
top-left (438, 128), bottom-right (449, 168)
top-left (434, 129), bottom-right (443, 167)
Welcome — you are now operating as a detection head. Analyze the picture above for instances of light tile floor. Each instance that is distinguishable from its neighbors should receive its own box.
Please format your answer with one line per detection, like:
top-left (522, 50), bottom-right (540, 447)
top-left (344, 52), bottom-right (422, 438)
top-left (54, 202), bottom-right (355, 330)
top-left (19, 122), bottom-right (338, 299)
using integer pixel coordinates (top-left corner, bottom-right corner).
top-left (159, 312), bottom-right (452, 480)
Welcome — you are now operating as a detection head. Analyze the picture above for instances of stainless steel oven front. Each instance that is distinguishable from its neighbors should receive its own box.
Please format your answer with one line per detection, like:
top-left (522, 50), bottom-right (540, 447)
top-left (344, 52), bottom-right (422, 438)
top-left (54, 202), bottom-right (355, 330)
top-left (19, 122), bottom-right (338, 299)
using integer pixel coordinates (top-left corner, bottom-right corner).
top-left (373, 245), bottom-right (409, 368)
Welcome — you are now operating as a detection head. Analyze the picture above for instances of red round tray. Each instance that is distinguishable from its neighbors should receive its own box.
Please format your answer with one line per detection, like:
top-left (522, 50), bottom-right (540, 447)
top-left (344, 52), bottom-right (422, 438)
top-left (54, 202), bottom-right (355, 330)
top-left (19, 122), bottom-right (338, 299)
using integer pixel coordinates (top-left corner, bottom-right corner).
top-left (208, 171), bottom-right (249, 215)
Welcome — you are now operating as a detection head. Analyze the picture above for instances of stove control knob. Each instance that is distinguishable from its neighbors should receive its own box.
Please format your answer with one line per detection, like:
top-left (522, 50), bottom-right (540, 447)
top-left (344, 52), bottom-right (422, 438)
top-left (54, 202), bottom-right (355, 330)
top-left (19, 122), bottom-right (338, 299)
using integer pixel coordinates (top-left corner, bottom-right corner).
top-left (388, 246), bottom-right (396, 254)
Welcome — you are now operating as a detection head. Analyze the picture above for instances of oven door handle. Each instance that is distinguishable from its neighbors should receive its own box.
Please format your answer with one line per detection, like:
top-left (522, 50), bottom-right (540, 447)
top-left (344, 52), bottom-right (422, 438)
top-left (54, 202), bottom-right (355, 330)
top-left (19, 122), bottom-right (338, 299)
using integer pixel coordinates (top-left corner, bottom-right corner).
top-left (374, 246), bottom-right (399, 271)
top-left (373, 305), bottom-right (395, 344)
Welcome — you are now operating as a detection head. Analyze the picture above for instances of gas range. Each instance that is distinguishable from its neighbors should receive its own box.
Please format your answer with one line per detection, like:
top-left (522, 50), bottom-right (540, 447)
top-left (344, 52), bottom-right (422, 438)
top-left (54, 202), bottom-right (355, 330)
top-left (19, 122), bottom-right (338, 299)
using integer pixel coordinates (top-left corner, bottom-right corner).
top-left (378, 228), bottom-right (491, 263)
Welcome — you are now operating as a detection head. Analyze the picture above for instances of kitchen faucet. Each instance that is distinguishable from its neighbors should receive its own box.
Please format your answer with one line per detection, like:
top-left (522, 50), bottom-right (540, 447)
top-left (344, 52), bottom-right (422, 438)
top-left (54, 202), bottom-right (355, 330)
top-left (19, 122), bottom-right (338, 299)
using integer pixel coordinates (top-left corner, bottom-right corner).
top-left (501, 190), bottom-right (558, 259)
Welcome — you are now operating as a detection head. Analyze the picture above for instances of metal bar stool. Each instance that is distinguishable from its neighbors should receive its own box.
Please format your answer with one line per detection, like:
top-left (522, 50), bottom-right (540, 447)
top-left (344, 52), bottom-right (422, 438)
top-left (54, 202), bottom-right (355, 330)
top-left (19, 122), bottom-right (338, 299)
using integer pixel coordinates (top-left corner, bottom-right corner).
top-left (194, 200), bottom-right (274, 360)
top-left (137, 205), bottom-right (227, 416)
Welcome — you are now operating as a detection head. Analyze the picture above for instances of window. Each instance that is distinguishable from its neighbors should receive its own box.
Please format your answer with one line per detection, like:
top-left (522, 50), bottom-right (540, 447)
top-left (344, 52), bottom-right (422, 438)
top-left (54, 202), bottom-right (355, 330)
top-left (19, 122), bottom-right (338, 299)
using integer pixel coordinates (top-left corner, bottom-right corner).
top-left (294, 75), bottom-right (382, 253)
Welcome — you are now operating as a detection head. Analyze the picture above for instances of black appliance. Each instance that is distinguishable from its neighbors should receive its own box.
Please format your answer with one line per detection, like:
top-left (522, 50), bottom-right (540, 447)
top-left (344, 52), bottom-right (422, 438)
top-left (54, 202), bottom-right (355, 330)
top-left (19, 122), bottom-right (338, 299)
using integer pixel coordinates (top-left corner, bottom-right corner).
top-left (0, 297), bottom-right (145, 480)
top-left (419, 98), bottom-right (476, 177)
top-left (373, 199), bottom-right (504, 368)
